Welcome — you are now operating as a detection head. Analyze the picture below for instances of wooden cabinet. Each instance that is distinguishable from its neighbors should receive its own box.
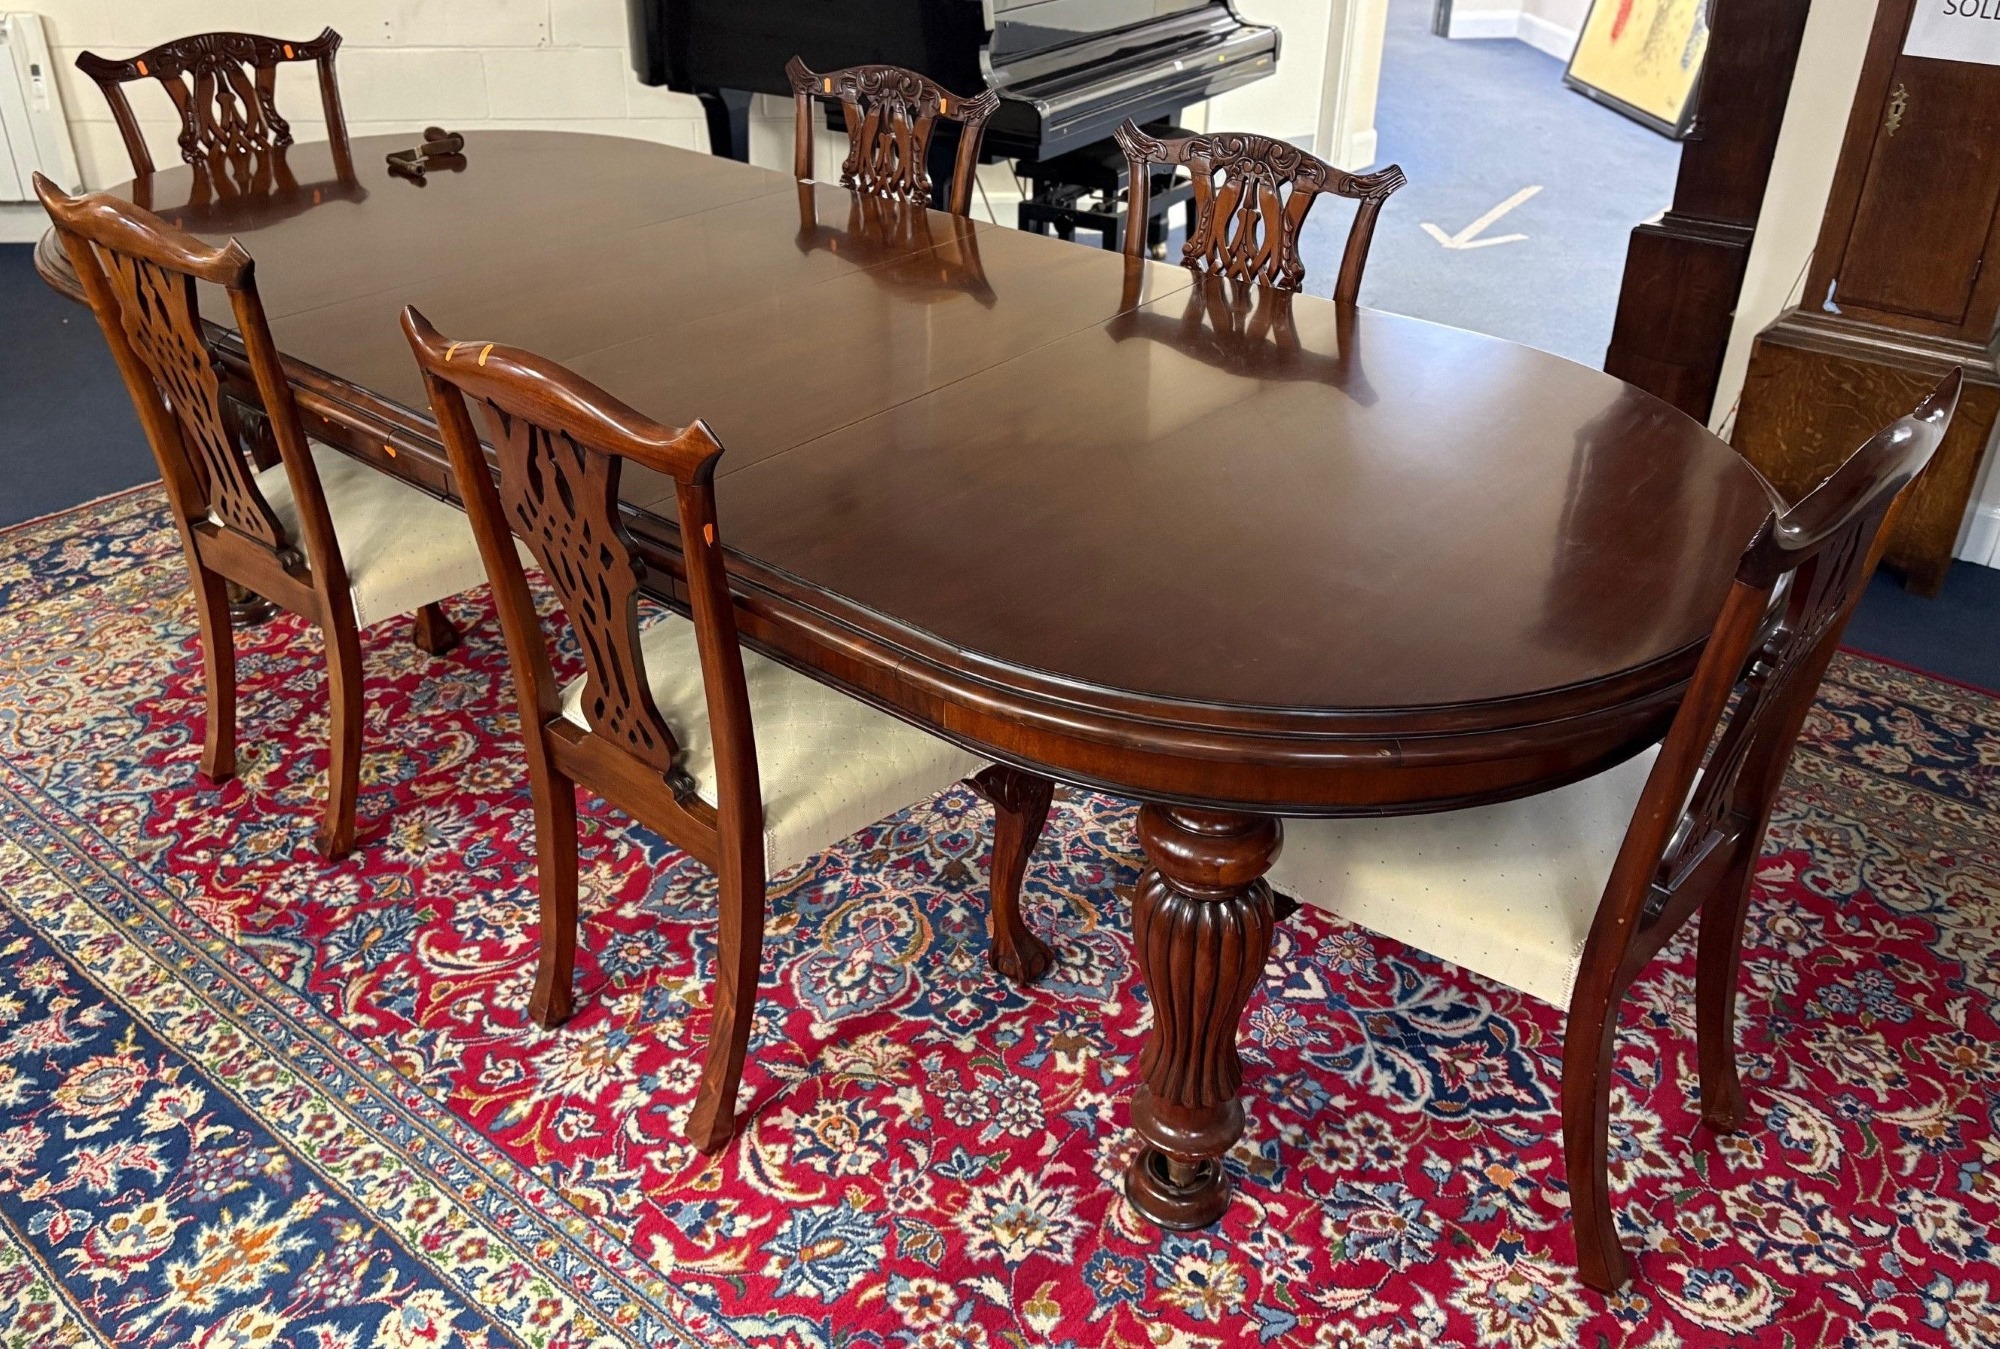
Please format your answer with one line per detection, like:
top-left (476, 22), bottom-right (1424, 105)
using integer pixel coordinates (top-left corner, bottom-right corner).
top-left (1819, 33), bottom-right (2000, 334)
top-left (1733, 0), bottom-right (2000, 595)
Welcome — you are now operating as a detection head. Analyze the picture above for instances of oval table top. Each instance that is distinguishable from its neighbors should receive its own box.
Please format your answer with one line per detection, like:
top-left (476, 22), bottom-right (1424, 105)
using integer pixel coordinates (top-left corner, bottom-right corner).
top-left (38, 131), bottom-right (1779, 812)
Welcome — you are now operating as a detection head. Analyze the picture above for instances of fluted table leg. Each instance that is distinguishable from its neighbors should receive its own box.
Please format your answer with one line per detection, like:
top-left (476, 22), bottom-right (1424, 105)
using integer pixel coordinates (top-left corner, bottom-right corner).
top-left (1124, 804), bottom-right (1279, 1230)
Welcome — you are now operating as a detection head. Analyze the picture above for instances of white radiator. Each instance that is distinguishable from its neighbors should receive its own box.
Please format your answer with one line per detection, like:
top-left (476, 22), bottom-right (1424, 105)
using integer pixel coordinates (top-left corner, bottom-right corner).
top-left (0, 13), bottom-right (78, 200)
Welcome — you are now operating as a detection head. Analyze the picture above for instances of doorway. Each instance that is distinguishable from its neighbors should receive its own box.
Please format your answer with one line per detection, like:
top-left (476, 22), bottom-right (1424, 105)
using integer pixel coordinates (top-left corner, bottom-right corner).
top-left (1302, 0), bottom-right (1681, 366)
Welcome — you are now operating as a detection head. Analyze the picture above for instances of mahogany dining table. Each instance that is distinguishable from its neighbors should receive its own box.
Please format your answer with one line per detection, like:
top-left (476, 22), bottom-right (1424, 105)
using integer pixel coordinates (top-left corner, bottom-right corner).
top-left (37, 130), bottom-right (1776, 1231)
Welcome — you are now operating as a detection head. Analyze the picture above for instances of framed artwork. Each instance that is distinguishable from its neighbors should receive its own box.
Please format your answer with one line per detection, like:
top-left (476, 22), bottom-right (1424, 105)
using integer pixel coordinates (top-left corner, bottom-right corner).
top-left (1564, 0), bottom-right (1711, 139)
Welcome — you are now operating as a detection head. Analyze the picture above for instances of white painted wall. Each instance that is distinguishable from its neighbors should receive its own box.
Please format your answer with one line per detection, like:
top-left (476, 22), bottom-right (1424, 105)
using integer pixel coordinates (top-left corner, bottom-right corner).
top-left (1709, 0), bottom-right (1875, 433)
top-left (1522, 0), bottom-right (1588, 59)
top-left (1206, 0), bottom-right (1335, 149)
top-left (27, 0), bottom-right (713, 191)
top-left (1711, 0), bottom-right (2000, 565)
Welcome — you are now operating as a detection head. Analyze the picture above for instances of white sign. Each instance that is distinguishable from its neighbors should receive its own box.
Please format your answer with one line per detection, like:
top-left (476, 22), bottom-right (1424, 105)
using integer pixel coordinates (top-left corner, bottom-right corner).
top-left (1904, 0), bottom-right (2000, 66)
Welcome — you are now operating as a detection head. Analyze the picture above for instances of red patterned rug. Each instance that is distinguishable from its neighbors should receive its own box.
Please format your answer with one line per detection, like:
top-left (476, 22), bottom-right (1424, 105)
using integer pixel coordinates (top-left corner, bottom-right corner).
top-left (0, 485), bottom-right (1996, 1348)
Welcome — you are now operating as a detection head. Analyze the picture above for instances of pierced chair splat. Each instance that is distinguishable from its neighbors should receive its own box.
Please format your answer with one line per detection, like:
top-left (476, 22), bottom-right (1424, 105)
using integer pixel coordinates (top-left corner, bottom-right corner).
top-left (401, 309), bottom-right (1059, 1152)
top-left (1113, 120), bottom-right (1406, 302)
top-left (785, 56), bottom-right (999, 219)
top-left (35, 176), bottom-right (494, 860)
top-left (76, 28), bottom-right (352, 180)
top-left (1266, 371), bottom-right (1963, 1291)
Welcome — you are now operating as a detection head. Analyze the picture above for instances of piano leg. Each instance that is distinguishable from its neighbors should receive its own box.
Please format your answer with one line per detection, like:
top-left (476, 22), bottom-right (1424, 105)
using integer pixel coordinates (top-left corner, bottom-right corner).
top-left (697, 89), bottom-right (753, 162)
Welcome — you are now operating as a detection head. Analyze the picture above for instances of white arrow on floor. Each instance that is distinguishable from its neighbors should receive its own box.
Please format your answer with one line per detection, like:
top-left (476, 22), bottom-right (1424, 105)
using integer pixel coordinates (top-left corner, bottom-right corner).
top-left (1421, 185), bottom-right (1543, 250)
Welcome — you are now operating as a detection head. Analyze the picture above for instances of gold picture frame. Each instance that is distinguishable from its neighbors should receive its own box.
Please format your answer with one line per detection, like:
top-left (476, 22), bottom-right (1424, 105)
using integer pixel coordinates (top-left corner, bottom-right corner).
top-left (1563, 0), bottom-right (1711, 139)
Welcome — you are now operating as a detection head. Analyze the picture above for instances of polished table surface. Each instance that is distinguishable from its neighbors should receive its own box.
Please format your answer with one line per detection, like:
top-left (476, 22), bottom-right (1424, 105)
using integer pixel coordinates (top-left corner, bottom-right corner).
top-left (38, 130), bottom-right (1777, 1225)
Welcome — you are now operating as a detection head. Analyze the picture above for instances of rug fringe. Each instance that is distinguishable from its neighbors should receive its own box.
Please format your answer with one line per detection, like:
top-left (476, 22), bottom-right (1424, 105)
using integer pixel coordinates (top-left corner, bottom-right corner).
top-left (1, 479), bottom-right (161, 535)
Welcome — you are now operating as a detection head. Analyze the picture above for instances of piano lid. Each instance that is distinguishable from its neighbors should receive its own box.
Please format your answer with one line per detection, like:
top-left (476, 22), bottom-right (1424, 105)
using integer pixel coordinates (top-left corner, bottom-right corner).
top-left (628, 0), bottom-right (1278, 160)
top-left (984, 3), bottom-right (1275, 155)
top-left (985, 0), bottom-right (1219, 68)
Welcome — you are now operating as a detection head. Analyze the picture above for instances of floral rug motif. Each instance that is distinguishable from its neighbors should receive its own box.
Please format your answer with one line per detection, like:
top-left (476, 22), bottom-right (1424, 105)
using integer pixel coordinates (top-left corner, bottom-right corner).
top-left (0, 486), bottom-right (1997, 1348)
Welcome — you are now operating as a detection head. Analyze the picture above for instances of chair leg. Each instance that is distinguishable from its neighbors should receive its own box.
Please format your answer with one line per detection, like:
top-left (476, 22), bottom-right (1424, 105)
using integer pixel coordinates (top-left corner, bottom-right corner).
top-left (316, 620), bottom-right (365, 861)
top-left (190, 565), bottom-right (238, 784)
top-left (968, 764), bottom-right (1055, 984)
top-left (527, 767), bottom-right (580, 1028)
top-left (684, 857), bottom-right (766, 1154)
top-left (1561, 999), bottom-right (1632, 1293)
top-left (410, 601), bottom-right (460, 657)
top-left (1695, 846), bottom-right (1762, 1133)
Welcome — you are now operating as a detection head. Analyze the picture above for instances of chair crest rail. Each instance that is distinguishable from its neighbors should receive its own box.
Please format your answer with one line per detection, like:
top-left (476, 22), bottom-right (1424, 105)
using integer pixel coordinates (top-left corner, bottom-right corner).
top-left (786, 56), bottom-right (999, 218)
top-left (1115, 121), bottom-right (1406, 298)
top-left (77, 28), bottom-right (347, 177)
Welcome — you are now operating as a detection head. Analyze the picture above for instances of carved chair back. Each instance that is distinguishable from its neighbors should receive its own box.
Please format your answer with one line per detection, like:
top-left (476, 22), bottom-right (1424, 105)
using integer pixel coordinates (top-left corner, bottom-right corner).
top-left (33, 175), bottom-right (343, 595)
top-left (786, 57), bottom-right (999, 218)
top-left (76, 28), bottom-right (350, 179)
top-left (401, 308), bottom-right (757, 863)
top-left (1585, 369), bottom-right (1960, 994)
top-left (1114, 120), bottom-right (1406, 302)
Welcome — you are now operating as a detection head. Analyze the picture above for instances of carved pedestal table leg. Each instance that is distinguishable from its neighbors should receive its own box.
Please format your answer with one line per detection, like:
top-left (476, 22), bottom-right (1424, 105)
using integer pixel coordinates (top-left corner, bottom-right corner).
top-left (1124, 804), bottom-right (1279, 1230)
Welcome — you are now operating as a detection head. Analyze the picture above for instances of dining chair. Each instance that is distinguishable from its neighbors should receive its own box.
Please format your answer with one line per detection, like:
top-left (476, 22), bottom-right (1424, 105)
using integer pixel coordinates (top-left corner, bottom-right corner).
top-left (36, 177), bottom-right (494, 860)
top-left (1113, 120), bottom-right (1406, 302)
top-left (1264, 371), bottom-right (1962, 1291)
top-left (785, 56), bottom-right (1000, 219)
top-left (76, 28), bottom-right (351, 179)
top-left (401, 308), bottom-right (1056, 1151)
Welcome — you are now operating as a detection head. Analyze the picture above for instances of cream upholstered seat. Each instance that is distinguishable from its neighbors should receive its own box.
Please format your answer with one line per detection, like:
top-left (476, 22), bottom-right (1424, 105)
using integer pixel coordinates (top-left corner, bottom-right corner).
top-left (559, 612), bottom-right (986, 876)
top-left (1267, 747), bottom-right (1660, 1007)
top-left (252, 442), bottom-right (494, 628)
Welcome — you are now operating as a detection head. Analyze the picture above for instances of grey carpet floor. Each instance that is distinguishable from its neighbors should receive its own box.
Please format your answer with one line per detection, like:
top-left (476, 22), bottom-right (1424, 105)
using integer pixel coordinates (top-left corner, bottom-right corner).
top-left (1301, 0), bottom-right (1681, 366)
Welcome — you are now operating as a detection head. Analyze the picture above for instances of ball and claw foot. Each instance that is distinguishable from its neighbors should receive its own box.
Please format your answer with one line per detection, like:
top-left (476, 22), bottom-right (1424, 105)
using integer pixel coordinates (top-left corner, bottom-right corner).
top-left (989, 928), bottom-right (1054, 984)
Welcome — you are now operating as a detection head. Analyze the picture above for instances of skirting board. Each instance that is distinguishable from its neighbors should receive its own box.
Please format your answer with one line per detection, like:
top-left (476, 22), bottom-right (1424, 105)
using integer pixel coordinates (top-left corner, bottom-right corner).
top-left (1445, 12), bottom-right (1581, 62)
top-left (1517, 13), bottom-right (1581, 60)
top-left (0, 202), bottom-right (45, 244)
top-left (1445, 12), bottom-right (1522, 39)
top-left (1959, 503), bottom-right (2000, 569)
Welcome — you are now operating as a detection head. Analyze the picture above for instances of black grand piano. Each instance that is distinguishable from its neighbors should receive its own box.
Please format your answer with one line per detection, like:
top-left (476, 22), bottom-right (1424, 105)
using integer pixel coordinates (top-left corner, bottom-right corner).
top-left (626, 0), bottom-right (1279, 166)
